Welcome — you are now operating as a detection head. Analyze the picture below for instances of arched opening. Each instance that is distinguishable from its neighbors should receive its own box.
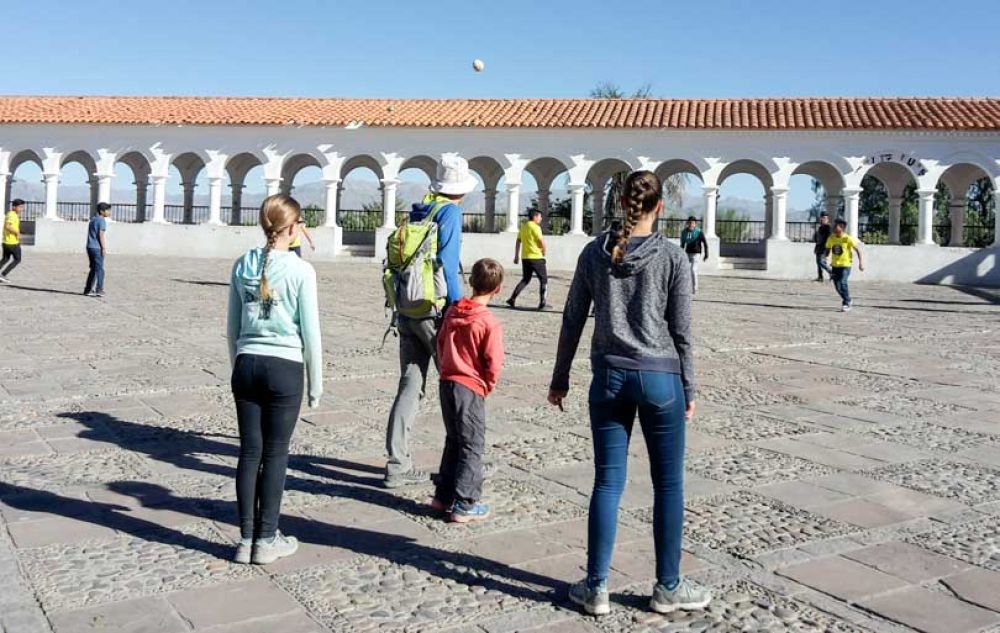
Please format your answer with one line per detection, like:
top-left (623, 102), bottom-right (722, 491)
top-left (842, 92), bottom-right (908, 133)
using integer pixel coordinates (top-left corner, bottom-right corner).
top-left (524, 157), bottom-right (569, 234)
top-left (467, 156), bottom-right (504, 233)
top-left (397, 155), bottom-right (436, 215)
top-left (340, 156), bottom-right (385, 245)
top-left (717, 160), bottom-right (774, 256)
top-left (281, 154), bottom-right (324, 226)
top-left (7, 151), bottom-right (44, 221)
top-left (59, 151), bottom-right (97, 221)
top-left (167, 152), bottom-right (206, 224)
top-left (225, 153), bottom-right (264, 225)
top-left (787, 161), bottom-right (847, 242)
top-left (937, 163), bottom-right (995, 248)
top-left (112, 152), bottom-right (151, 222)
top-left (586, 158), bottom-right (632, 236)
top-left (651, 160), bottom-right (702, 238)
top-left (860, 162), bottom-right (918, 245)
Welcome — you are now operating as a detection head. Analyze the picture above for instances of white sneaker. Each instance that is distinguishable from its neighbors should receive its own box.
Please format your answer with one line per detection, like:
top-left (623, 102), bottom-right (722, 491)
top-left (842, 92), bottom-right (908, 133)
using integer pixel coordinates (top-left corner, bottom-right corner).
top-left (251, 531), bottom-right (298, 564)
top-left (650, 578), bottom-right (712, 613)
top-left (233, 538), bottom-right (253, 564)
top-left (842, 303), bottom-right (852, 312)
top-left (0, 276), bottom-right (9, 284)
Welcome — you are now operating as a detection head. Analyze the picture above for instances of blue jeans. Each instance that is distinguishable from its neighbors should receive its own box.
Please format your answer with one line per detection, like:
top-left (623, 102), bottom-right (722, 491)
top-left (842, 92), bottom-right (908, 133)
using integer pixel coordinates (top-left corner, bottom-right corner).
top-left (84, 248), bottom-right (105, 294)
top-left (831, 266), bottom-right (851, 305)
top-left (587, 367), bottom-right (687, 589)
top-left (815, 253), bottom-right (832, 279)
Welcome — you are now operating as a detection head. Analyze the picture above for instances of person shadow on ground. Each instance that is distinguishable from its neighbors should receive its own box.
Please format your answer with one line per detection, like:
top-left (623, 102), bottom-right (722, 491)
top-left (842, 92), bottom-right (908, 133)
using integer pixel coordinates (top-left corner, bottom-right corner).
top-left (0, 411), bottom-right (568, 606)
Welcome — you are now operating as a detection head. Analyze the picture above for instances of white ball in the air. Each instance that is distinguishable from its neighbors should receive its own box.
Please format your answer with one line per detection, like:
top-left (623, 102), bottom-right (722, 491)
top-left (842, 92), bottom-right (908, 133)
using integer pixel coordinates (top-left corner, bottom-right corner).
top-left (472, 59), bottom-right (485, 72)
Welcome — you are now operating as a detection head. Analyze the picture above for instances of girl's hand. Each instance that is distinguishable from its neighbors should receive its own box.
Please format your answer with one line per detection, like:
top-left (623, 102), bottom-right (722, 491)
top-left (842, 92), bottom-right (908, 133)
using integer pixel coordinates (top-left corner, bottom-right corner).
top-left (548, 389), bottom-right (567, 411)
top-left (685, 400), bottom-right (697, 421)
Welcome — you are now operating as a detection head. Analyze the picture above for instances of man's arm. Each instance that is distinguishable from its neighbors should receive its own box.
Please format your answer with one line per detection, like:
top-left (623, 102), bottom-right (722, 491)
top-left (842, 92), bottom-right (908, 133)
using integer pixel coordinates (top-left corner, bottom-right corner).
top-left (99, 230), bottom-right (108, 254)
top-left (5, 218), bottom-right (18, 238)
top-left (513, 238), bottom-right (521, 264)
top-left (302, 226), bottom-right (315, 250)
top-left (539, 236), bottom-right (547, 257)
top-left (854, 244), bottom-right (864, 271)
top-left (699, 233), bottom-right (709, 260)
top-left (436, 204), bottom-right (463, 304)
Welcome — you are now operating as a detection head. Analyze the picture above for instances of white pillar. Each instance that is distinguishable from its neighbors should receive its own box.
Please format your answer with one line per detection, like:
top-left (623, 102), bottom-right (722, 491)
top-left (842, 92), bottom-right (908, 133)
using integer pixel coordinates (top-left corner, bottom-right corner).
top-left (207, 177), bottom-right (224, 225)
top-left (505, 182), bottom-right (521, 233)
top-left (264, 177), bottom-right (281, 197)
top-left (592, 185), bottom-right (605, 236)
top-left (149, 175), bottom-right (167, 223)
top-left (948, 197), bottom-right (966, 247)
top-left (484, 186), bottom-right (497, 232)
top-left (323, 178), bottom-right (340, 227)
top-left (888, 196), bottom-right (903, 244)
top-left (769, 187), bottom-right (788, 240)
top-left (568, 184), bottom-right (586, 235)
top-left (0, 172), bottom-right (8, 216)
top-left (763, 192), bottom-right (773, 238)
top-left (43, 173), bottom-right (60, 220)
top-left (702, 185), bottom-right (718, 239)
top-left (380, 179), bottom-right (399, 229)
top-left (843, 188), bottom-right (861, 238)
top-left (994, 189), bottom-right (1000, 247)
top-left (916, 188), bottom-right (936, 245)
top-left (95, 172), bottom-right (113, 204)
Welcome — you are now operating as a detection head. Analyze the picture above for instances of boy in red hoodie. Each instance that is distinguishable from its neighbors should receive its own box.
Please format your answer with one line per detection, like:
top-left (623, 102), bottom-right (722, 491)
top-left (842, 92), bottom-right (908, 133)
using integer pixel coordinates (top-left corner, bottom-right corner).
top-left (432, 258), bottom-right (505, 523)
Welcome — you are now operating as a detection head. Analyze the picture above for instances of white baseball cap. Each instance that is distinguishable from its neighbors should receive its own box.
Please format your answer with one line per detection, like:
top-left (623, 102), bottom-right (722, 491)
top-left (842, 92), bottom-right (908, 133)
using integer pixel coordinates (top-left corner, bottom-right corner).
top-left (430, 153), bottom-right (479, 196)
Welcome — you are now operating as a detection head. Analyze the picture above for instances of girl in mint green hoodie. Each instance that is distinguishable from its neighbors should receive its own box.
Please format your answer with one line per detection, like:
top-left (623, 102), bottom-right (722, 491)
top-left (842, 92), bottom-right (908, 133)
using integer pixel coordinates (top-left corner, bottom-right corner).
top-left (226, 194), bottom-right (322, 566)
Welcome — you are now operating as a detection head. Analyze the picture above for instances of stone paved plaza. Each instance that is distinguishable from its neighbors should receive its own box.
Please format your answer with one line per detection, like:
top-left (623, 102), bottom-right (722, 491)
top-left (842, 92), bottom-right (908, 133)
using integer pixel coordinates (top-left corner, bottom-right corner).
top-left (2, 252), bottom-right (1000, 633)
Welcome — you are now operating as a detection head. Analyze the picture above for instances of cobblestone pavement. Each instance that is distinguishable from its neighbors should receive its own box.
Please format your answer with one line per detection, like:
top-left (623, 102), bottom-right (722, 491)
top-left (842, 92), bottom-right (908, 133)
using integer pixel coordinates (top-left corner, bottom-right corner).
top-left (2, 252), bottom-right (1000, 633)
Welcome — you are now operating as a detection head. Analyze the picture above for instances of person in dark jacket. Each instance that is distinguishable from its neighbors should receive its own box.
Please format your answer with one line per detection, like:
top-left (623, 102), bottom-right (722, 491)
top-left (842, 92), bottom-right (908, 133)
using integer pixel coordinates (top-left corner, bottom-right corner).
top-left (813, 212), bottom-right (833, 281)
top-left (549, 171), bottom-right (711, 617)
top-left (678, 216), bottom-right (709, 294)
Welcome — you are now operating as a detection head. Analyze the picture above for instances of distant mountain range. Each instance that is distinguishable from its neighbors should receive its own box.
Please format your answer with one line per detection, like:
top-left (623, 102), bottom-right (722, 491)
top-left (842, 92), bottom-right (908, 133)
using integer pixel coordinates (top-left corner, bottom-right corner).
top-left (10, 180), bottom-right (815, 221)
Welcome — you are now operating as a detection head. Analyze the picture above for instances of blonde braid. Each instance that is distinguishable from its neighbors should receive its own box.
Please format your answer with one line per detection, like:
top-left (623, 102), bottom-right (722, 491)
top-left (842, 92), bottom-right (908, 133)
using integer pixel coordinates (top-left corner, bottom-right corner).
top-left (612, 171), bottom-right (662, 264)
top-left (259, 230), bottom-right (277, 302)
top-left (256, 193), bottom-right (302, 303)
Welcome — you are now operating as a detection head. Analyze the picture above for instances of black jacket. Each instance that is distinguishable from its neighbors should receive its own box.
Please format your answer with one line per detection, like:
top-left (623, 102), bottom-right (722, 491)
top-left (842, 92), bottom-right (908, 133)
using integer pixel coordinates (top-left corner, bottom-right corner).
top-left (814, 224), bottom-right (832, 254)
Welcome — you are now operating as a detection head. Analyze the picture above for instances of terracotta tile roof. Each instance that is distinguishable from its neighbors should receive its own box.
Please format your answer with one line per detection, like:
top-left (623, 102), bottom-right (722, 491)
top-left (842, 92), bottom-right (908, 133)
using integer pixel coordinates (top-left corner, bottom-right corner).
top-left (0, 96), bottom-right (999, 130)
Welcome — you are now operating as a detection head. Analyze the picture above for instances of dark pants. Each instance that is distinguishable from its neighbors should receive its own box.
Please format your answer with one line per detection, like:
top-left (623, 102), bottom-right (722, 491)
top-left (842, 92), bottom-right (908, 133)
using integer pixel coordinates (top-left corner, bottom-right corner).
top-left (815, 252), bottom-right (832, 280)
top-left (386, 317), bottom-right (438, 476)
top-left (435, 380), bottom-right (486, 505)
top-left (0, 244), bottom-right (21, 276)
top-left (232, 353), bottom-right (304, 540)
top-left (831, 266), bottom-right (851, 306)
top-left (509, 258), bottom-right (548, 305)
top-left (84, 248), bottom-right (105, 294)
top-left (587, 368), bottom-right (687, 589)
top-left (290, 246), bottom-right (302, 257)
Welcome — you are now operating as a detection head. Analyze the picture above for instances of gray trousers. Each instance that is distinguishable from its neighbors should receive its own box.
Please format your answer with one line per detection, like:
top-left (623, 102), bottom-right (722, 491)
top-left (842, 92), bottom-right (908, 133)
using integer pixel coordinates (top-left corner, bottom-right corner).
top-left (687, 253), bottom-right (700, 293)
top-left (435, 380), bottom-right (487, 505)
top-left (385, 316), bottom-right (438, 476)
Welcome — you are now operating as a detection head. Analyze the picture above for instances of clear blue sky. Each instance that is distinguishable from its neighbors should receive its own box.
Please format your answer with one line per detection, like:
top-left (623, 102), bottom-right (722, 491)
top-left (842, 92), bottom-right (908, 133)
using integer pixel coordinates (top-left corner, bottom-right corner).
top-left (6, 0), bottom-right (998, 208)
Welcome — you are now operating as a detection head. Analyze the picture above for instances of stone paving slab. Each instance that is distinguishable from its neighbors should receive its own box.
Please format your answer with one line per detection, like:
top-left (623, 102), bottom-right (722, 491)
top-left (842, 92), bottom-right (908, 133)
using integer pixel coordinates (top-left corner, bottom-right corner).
top-left (2, 253), bottom-right (1000, 632)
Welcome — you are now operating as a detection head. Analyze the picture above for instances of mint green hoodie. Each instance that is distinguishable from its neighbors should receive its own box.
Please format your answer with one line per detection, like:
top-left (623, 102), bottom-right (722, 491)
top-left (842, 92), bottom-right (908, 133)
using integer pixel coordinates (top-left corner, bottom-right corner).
top-left (226, 248), bottom-right (323, 406)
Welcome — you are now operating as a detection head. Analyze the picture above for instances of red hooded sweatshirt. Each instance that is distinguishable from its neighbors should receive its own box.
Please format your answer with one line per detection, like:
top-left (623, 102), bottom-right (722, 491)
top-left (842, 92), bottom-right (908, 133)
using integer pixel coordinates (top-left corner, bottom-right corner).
top-left (437, 298), bottom-right (505, 397)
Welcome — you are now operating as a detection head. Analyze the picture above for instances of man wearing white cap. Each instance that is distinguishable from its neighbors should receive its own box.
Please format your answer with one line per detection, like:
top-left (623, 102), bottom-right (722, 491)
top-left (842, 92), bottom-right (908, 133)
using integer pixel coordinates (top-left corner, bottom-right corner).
top-left (384, 153), bottom-right (477, 488)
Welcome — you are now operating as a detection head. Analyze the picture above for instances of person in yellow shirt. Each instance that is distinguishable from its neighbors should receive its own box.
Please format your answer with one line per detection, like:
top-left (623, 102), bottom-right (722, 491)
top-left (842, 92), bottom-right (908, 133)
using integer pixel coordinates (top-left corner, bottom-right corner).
top-left (0, 199), bottom-right (25, 283)
top-left (506, 209), bottom-right (549, 310)
top-left (824, 219), bottom-right (864, 313)
top-left (288, 220), bottom-right (314, 257)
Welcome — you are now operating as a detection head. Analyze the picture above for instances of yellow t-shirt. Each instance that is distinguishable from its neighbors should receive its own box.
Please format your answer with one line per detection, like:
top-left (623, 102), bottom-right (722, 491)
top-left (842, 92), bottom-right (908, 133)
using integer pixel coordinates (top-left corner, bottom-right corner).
top-left (518, 220), bottom-right (544, 260)
top-left (3, 211), bottom-right (19, 246)
top-left (825, 234), bottom-right (856, 268)
top-left (289, 235), bottom-right (301, 248)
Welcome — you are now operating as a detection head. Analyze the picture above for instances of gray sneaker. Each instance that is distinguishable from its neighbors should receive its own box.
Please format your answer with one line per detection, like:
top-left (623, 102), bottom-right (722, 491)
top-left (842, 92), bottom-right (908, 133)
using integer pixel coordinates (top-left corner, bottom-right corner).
top-left (251, 531), bottom-right (298, 565)
top-left (233, 538), bottom-right (253, 564)
top-left (568, 579), bottom-right (610, 616)
top-left (649, 578), bottom-right (712, 613)
top-left (384, 469), bottom-right (430, 489)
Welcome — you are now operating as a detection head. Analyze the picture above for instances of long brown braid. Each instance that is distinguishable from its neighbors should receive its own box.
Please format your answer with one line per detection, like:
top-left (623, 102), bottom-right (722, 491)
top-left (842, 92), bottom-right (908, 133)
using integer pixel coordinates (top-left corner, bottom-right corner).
top-left (612, 170), bottom-right (662, 264)
top-left (258, 194), bottom-right (302, 302)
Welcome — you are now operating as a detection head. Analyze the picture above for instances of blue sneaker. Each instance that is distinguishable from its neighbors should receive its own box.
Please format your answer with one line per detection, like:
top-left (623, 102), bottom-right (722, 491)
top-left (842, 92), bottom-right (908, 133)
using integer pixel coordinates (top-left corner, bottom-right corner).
top-left (450, 500), bottom-right (490, 523)
top-left (568, 579), bottom-right (610, 616)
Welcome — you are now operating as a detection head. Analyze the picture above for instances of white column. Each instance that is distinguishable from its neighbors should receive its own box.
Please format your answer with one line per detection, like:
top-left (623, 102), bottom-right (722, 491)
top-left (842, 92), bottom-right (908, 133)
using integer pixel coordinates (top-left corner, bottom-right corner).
top-left (323, 178), bottom-right (340, 227)
top-left (948, 197), bottom-right (966, 247)
top-left (763, 192), bottom-right (773, 238)
top-left (843, 188), bottom-right (861, 238)
top-left (43, 173), bottom-right (60, 220)
top-left (888, 196), bottom-right (903, 244)
top-left (568, 184), bottom-right (586, 235)
top-left (95, 172), bottom-right (113, 204)
top-left (591, 185), bottom-right (605, 236)
top-left (207, 176), bottom-right (224, 225)
top-left (264, 177), bottom-right (281, 197)
top-left (380, 178), bottom-right (399, 229)
top-left (702, 185), bottom-right (718, 238)
top-left (505, 182), bottom-right (520, 232)
top-left (484, 186), bottom-right (497, 232)
top-left (769, 187), bottom-right (788, 240)
top-left (0, 173), bottom-right (8, 216)
top-left (149, 175), bottom-right (167, 223)
top-left (994, 189), bottom-right (1000, 247)
top-left (916, 188), bottom-right (937, 245)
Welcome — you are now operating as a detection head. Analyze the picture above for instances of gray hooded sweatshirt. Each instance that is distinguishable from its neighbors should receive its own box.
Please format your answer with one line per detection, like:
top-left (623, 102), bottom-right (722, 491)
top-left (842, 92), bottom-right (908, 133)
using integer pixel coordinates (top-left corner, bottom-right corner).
top-left (550, 231), bottom-right (695, 402)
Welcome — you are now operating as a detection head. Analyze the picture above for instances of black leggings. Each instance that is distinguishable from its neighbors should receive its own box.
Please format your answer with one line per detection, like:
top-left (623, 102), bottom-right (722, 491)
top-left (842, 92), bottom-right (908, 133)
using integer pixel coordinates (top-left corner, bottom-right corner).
top-left (232, 353), bottom-right (304, 540)
top-left (0, 244), bottom-right (21, 276)
top-left (510, 258), bottom-right (548, 303)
